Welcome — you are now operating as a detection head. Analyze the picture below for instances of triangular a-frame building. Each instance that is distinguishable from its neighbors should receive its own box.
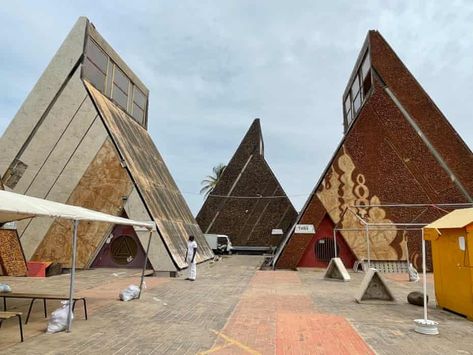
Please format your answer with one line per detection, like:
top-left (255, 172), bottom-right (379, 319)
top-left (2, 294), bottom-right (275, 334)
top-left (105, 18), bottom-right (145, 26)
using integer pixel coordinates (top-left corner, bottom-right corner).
top-left (0, 17), bottom-right (213, 272)
top-left (196, 119), bottom-right (297, 248)
top-left (275, 30), bottom-right (473, 270)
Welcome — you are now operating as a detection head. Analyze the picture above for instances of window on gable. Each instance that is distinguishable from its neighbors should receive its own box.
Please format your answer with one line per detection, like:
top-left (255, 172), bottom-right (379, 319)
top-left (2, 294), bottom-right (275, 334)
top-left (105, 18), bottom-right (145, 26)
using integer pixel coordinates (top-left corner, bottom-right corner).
top-left (112, 66), bottom-right (130, 110)
top-left (343, 50), bottom-right (372, 130)
top-left (83, 39), bottom-right (108, 93)
top-left (81, 36), bottom-right (149, 128)
top-left (132, 86), bottom-right (146, 124)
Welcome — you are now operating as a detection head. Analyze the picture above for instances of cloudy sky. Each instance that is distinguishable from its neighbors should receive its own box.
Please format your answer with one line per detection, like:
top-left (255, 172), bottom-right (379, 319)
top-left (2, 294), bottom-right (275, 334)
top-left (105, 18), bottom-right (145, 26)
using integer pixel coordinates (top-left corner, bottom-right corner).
top-left (1, 1), bottom-right (472, 214)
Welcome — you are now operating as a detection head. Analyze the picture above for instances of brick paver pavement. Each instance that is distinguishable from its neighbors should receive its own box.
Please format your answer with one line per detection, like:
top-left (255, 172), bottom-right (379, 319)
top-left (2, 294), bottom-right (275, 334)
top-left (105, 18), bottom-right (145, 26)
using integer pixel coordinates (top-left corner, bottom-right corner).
top-left (206, 271), bottom-right (373, 355)
top-left (1, 256), bottom-right (262, 354)
top-left (299, 269), bottom-right (473, 354)
top-left (1, 257), bottom-right (473, 354)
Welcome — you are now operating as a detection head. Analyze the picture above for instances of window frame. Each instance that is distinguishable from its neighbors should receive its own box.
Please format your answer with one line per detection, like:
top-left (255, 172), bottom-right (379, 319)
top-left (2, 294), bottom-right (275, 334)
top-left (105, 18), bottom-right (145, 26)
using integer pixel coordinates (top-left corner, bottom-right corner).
top-left (343, 49), bottom-right (372, 130)
top-left (81, 36), bottom-right (149, 127)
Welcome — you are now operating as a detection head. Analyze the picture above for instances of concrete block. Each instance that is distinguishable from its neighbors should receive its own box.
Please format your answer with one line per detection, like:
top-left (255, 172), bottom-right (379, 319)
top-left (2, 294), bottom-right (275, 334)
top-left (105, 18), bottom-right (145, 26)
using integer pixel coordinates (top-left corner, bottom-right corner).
top-left (355, 268), bottom-right (395, 303)
top-left (324, 257), bottom-right (351, 282)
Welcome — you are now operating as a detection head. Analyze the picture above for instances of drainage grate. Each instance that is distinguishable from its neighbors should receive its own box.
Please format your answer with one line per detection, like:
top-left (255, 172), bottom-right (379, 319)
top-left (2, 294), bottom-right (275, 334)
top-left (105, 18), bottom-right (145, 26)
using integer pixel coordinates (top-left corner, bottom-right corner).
top-left (359, 260), bottom-right (409, 273)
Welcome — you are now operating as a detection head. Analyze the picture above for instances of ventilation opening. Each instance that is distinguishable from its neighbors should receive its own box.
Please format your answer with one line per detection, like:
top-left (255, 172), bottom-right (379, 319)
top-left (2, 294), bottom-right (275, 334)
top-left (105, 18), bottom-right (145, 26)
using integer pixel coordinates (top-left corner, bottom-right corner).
top-left (315, 238), bottom-right (337, 262)
top-left (111, 235), bottom-right (138, 265)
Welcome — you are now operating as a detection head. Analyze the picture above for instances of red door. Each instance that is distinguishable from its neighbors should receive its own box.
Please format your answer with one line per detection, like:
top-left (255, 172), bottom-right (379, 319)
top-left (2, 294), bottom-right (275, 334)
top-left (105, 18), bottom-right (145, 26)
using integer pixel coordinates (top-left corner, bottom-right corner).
top-left (297, 214), bottom-right (357, 268)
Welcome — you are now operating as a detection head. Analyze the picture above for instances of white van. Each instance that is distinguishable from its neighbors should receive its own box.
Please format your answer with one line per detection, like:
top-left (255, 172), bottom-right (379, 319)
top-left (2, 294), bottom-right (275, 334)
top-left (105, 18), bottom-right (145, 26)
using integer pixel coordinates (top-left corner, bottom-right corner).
top-left (204, 234), bottom-right (233, 254)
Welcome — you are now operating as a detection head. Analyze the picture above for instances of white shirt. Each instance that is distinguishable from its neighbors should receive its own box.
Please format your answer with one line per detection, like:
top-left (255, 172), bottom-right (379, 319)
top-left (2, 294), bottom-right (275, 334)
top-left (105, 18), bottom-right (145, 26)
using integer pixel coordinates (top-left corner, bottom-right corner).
top-left (187, 240), bottom-right (197, 260)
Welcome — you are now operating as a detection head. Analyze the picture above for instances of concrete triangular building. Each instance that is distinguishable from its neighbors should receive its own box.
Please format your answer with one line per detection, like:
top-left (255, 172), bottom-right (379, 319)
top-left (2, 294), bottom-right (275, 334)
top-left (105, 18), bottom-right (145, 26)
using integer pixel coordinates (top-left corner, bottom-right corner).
top-left (274, 30), bottom-right (473, 270)
top-left (0, 17), bottom-right (213, 273)
top-left (196, 119), bottom-right (297, 248)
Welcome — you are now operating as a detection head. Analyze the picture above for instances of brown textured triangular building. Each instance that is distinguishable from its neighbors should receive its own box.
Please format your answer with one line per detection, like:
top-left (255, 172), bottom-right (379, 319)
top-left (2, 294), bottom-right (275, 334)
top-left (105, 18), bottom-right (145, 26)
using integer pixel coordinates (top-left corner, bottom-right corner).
top-left (274, 30), bottom-right (473, 270)
top-left (197, 119), bottom-right (298, 248)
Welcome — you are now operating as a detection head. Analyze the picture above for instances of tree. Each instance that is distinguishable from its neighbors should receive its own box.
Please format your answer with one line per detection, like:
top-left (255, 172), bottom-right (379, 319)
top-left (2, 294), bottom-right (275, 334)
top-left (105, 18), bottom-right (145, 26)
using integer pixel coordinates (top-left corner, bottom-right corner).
top-left (200, 163), bottom-right (226, 198)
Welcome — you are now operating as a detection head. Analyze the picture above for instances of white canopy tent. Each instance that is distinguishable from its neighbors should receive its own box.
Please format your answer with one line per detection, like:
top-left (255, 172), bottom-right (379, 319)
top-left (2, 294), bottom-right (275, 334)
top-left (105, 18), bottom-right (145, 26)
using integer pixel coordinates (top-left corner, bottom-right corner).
top-left (0, 189), bottom-right (155, 331)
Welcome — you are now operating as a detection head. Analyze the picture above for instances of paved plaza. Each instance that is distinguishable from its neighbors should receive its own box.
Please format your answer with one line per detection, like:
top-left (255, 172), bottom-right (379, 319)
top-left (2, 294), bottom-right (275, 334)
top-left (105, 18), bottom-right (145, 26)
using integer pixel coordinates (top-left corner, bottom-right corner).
top-left (1, 255), bottom-right (473, 354)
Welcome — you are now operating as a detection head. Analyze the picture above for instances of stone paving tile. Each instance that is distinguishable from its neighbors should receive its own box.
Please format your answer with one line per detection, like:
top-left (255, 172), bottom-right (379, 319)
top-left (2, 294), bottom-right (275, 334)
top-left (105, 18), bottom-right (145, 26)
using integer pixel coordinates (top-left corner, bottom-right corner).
top-left (276, 313), bottom-right (372, 355)
top-left (0, 256), bottom-right (262, 354)
top-left (298, 269), bottom-right (473, 355)
top-left (2, 259), bottom-right (473, 354)
top-left (207, 270), bottom-right (372, 355)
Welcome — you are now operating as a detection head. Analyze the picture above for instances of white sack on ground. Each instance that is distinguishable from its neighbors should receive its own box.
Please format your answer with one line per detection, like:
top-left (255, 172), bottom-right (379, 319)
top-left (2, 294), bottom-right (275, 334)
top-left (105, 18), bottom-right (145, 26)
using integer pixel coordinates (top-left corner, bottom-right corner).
top-left (408, 263), bottom-right (420, 282)
top-left (47, 301), bottom-right (73, 333)
top-left (0, 284), bottom-right (12, 293)
top-left (119, 284), bottom-right (140, 301)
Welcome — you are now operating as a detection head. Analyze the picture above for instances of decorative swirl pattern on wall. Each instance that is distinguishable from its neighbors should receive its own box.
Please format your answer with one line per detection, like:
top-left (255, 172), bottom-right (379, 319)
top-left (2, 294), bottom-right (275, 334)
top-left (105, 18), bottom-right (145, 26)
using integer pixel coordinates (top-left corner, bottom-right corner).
top-left (316, 146), bottom-right (404, 261)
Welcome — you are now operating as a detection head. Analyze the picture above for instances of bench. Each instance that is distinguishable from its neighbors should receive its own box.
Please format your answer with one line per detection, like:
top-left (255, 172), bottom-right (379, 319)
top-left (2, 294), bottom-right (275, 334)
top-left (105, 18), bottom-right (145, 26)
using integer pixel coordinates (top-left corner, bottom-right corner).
top-left (0, 311), bottom-right (23, 342)
top-left (0, 293), bottom-right (87, 324)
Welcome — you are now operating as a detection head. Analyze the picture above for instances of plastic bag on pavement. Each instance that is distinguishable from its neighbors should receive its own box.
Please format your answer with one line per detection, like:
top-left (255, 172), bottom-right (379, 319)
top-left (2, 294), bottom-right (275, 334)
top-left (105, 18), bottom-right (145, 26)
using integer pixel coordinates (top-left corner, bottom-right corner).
top-left (47, 301), bottom-right (73, 333)
top-left (119, 284), bottom-right (140, 301)
top-left (408, 263), bottom-right (420, 282)
top-left (0, 283), bottom-right (12, 293)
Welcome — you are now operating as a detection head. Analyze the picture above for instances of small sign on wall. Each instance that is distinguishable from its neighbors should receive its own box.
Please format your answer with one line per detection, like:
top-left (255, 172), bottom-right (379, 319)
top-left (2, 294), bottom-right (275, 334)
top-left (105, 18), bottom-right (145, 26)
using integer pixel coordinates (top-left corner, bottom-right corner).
top-left (295, 224), bottom-right (315, 234)
top-left (272, 229), bottom-right (284, 235)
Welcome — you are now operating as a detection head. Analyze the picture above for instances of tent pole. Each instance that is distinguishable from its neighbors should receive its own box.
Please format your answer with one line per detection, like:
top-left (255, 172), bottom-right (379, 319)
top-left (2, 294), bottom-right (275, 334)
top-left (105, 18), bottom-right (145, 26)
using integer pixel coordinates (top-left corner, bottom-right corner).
top-left (422, 229), bottom-right (428, 321)
top-left (333, 229), bottom-right (337, 258)
top-left (67, 219), bottom-right (79, 332)
top-left (365, 224), bottom-right (370, 268)
top-left (138, 229), bottom-right (152, 299)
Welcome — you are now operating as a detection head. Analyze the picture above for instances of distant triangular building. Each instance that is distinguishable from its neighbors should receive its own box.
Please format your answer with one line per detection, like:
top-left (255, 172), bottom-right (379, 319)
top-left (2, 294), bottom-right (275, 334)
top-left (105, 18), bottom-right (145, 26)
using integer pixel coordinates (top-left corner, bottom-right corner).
top-left (274, 30), bottom-right (473, 270)
top-left (196, 119), bottom-right (297, 248)
top-left (0, 17), bottom-right (213, 273)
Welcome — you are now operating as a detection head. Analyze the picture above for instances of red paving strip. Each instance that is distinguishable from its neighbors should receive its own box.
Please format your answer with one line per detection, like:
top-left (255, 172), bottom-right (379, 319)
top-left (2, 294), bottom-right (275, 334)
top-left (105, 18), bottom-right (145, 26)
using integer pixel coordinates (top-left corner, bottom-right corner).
top-left (206, 271), bottom-right (373, 355)
top-left (249, 271), bottom-right (302, 287)
top-left (276, 313), bottom-right (374, 355)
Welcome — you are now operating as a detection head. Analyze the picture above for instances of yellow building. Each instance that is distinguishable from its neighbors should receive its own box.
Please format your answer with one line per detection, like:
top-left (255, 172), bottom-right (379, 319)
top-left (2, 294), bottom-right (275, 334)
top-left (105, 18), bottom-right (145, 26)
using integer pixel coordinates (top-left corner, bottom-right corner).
top-left (424, 208), bottom-right (473, 320)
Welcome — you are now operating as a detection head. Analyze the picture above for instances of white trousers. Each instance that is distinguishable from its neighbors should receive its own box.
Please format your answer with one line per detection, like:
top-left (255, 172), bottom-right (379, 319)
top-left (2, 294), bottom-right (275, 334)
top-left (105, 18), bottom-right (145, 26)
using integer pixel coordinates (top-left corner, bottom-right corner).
top-left (187, 259), bottom-right (197, 280)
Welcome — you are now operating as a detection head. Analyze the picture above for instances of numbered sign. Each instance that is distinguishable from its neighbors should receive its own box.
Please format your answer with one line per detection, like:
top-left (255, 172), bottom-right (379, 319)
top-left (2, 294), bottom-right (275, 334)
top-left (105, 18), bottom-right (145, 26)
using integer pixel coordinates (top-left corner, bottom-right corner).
top-left (295, 224), bottom-right (315, 234)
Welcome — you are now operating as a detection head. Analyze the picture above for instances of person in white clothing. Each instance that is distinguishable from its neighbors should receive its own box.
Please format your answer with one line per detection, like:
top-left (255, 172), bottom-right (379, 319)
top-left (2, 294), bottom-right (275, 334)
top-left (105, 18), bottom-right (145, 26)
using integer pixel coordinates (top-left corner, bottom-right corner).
top-left (185, 235), bottom-right (197, 281)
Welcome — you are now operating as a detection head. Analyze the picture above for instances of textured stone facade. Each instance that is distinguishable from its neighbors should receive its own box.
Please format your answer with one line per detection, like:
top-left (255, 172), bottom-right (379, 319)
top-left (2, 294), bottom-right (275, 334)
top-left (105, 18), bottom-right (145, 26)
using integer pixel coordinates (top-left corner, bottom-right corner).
top-left (197, 119), bottom-right (297, 247)
top-left (0, 17), bottom-right (213, 271)
top-left (276, 31), bottom-right (473, 270)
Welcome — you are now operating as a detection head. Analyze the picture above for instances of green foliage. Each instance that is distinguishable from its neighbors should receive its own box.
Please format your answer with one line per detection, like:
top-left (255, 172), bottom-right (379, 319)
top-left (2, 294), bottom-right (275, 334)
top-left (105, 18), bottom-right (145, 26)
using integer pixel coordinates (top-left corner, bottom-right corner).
top-left (200, 163), bottom-right (226, 198)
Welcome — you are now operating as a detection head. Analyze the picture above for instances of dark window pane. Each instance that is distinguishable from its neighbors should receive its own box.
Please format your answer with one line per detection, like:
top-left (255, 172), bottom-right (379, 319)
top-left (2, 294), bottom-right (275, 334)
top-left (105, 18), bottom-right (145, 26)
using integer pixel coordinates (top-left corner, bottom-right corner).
top-left (346, 109), bottom-right (352, 124)
top-left (86, 39), bottom-right (108, 74)
top-left (113, 66), bottom-right (129, 94)
top-left (353, 93), bottom-right (361, 112)
top-left (83, 59), bottom-right (106, 92)
top-left (361, 53), bottom-right (371, 79)
top-left (112, 83), bottom-right (128, 109)
top-left (363, 71), bottom-right (372, 96)
top-left (132, 103), bottom-right (144, 124)
top-left (351, 76), bottom-right (360, 98)
top-left (344, 95), bottom-right (351, 114)
top-left (133, 86), bottom-right (146, 109)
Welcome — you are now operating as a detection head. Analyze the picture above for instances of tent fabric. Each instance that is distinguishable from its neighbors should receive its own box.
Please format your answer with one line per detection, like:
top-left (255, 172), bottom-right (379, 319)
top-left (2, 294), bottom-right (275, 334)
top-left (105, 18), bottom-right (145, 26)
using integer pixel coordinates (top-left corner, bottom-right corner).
top-left (0, 190), bottom-right (155, 229)
top-left (424, 207), bottom-right (473, 230)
